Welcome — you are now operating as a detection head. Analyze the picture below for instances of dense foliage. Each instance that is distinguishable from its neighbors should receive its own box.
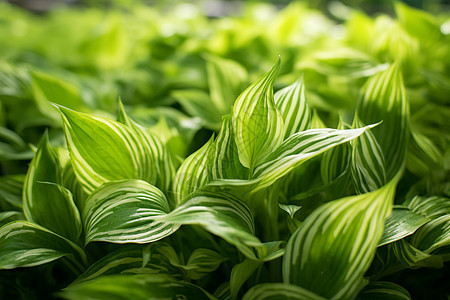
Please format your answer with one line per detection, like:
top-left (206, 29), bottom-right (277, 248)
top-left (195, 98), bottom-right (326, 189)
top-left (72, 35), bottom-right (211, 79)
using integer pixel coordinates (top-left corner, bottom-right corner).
top-left (0, 1), bottom-right (449, 299)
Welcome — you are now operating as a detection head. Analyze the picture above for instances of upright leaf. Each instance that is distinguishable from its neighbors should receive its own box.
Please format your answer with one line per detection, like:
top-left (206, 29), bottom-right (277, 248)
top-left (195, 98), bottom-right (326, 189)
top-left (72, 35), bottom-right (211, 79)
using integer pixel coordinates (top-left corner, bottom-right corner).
top-left (356, 63), bottom-right (409, 180)
top-left (274, 76), bottom-right (312, 139)
top-left (232, 59), bottom-right (284, 172)
top-left (83, 180), bottom-right (178, 244)
top-left (283, 178), bottom-right (398, 300)
top-left (23, 133), bottom-right (82, 243)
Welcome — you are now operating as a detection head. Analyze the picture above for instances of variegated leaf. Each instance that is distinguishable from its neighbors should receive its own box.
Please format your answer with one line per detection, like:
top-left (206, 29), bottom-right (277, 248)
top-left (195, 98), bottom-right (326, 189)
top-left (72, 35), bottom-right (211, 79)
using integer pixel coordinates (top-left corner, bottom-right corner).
top-left (242, 283), bottom-right (326, 300)
top-left (406, 196), bottom-right (450, 219)
top-left (23, 132), bottom-right (82, 243)
top-left (410, 214), bottom-right (450, 254)
top-left (172, 136), bottom-right (213, 206)
top-left (356, 62), bottom-right (409, 180)
top-left (184, 248), bottom-right (228, 280)
top-left (392, 239), bottom-right (443, 269)
top-left (351, 116), bottom-right (386, 194)
top-left (83, 180), bottom-right (179, 244)
top-left (356, 281), bottom-right (412, 300)
top-left (0, 221), bottom-right (86, 270)
top-left (274, 76), bottom-right (312, 139)
top-left (61, 274), bottom-right (214, 300)
top-left (283, 178), bottom-right (398, 300)
top-left (232, 58), bottom-right (284, 172)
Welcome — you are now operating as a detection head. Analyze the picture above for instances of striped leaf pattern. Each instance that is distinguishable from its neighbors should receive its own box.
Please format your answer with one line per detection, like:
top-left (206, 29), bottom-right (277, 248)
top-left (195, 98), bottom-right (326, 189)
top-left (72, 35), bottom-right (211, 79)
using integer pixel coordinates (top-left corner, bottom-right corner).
top-left (60, 107), bottom-right (157, 194)
top-left (356, 281), bottom-right (412, 300)
top-left (274, 76), bottom-right (312, 139)
top-left (184, 248), bottom-right (228, 280)
top-left (392, 239), bottom-right (443, 268)
top-left (243, 283), bottom-right (326, 300)
top-left (283, 178), bottom-right (398, 299)
top-left (0, 221), bottom-right (87, 270)
top-left (156, 191), bottom-right (263, 260)
top-left (406, 196), bottom-right (450, 219)
top-left (23, 133), bottom-right (82, 243)
top-left (83, 180), bottom-right (179, 244)
top-left (410, 214), bottom-right (450, 254)
top-left (172, 136), bottom-right (214, 206)
top-left (209, 115), bottom-right (248, 180)
top-left (356, 62), bottom-right (409, 180)
top-left (232, 59), bottom-right (284, 172)
top-left (378, 207), bottom-right (430, 246)
top-left (61, 274), bottom-right (214, 300)
top-left (351, 116), bottom-right (386, 194)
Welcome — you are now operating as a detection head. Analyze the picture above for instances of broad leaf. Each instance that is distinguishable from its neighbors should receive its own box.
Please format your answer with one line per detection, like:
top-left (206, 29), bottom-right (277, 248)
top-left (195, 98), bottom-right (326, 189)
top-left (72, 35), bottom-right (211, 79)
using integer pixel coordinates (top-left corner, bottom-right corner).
top-left (23, 133), bottom-right (82, 243)
top-left (0, 211), bottom-right (24, 227)
top-left (392, 239), bottom-right (443, 269)
top-left (0, 221), bottom-right (86, 270)
top-left (172, 136), bottom-right (213, 206)
top-left (356, 62), bottom-right (409, 180)
top-left (230, 258), bottom-right (261, 300)
top-left (406, 196), bottom-right (450, 219)
top-left (184, 248), bottom-right (227, 280)
top-left (83, 180), bottom-right (179, 244)
top-left (351, 116), bottom-right (386, 194)
top-left (378, 207), bottom-right (430, 247)
top-left (283, 178), bottom-right (398, 300)
top-left (410, 214), bottom-right (450, 254)
top-left (0, 174), bottom-right (24, 210)
top-left (356, 281), bottom-right (412, 300)
top-left (242, 283), bottom-right (326, 300)
top-left (232, 58), bottom-right (284, 172)
top-left (61, 274), bottom-right (214, 300)
top-left (274, 76), bottom-right (312, 139)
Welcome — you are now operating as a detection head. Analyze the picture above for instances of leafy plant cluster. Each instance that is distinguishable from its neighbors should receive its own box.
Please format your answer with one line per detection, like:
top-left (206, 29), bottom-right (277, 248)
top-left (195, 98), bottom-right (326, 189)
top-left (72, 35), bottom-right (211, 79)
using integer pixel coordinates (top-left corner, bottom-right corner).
top-left (0, 1), bottom-right (449, 299)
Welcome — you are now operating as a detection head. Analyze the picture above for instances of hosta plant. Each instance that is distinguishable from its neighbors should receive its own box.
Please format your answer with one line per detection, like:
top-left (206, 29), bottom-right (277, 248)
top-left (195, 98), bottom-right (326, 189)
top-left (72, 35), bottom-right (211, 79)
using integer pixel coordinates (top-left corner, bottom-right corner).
top-left (1, 56), bottom-right (448, 299)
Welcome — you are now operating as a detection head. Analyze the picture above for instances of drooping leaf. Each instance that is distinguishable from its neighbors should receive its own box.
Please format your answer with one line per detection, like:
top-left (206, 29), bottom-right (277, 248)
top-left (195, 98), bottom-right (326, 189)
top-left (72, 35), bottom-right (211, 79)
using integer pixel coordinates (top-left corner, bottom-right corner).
top-left (356, 62), bottom-right (409, 180)
top-left (232, 58), bottom-right (284, 172)
top-left (410, 214), bottom-right (450, 254)
top-left (83, 180), bottom-right (179, 244)
top-left (184, 248), bottom-right (228, 280)
top-left (406, 196), bottom-right (450, 219)
top-left (391, 239), bottom-right (443, 269)
top-left (274, 76), bottom-right (312, 139)
top-left (356, 281), bottom-right (412, 300)
top-left (23, 132), bottom-right (82, 243)
top-left (283, 177), bottom-right (398, 300)
top-left (242, 283), bottom-right (326, 300)
top-left (0, 221), bottom-right (86, 270)
top-left (378, 207), bottom-right (430, 247)
top-left (73, 244), bottom-right (183, 284)
top-left (61, 274), bottom-right (214, 300)
top-left (351, 116), bottom-right (386, 194)
top-left (0, 211), bottom-right (24, 227)
top-left (172, 136), bottom-right (213, 206)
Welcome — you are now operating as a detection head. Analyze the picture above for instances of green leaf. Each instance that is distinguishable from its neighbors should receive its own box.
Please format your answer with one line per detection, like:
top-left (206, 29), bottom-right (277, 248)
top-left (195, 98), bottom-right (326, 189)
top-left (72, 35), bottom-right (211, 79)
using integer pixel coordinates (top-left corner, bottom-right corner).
top-left (0, 126), bottom-right (33, 160)
top-left (83, 180), bottom-right (179, 244)
top-left (209, 115), bottom-right (249, 180)
top-left (74, 244), bottom-right (183, 284)
top-left (406, 131), bottom-right (442, 175)
top-left (356, 281), bottom-right (412, 300)
top-left (378, 207), bottom-right (430, 247)
top-left (406, 196), bottom-right (450, 219)
top-left (0, 174), bottom-right (24, 210)
top-left (31, 71), bottom-right (85, 122)
top-left (207, 55), bottom-right (247, 115)
top-left (410, 214), bottom-right (450, 254)
top-left (356, 62), bottom-right (409, 180)
top-left (391, 239), bottom-right (443, 269)
top-left (156, 191), bottom-right (265, 260)
top-left (232, 58), bottom-right (284, 171)
top-left (0, 211), bottom-right (24, 227)
top-left (230, 258), bottom-right (261, 300)
top-left (172, 136), bottom-right (213, 206)
top-left (0, 221), bottom-right (86, 270)
top-left (351, 116), bottom-right (386, 194)
top-left (23, 133), bottom-right (82, 243)
top-left (61, 274), bottom-right (214, 300)
top-left (173, 89), bottom-right (222, 130)
top-left (60, 107), bottom-right (171, 194)
top-left (274, 76), bottom-right (312, 138)
top-left (242, 283), bottom-right (326, 300)
top-left (283, 178), bottom-right (398, 300)
top-left (184, 248), bottom-right (227, 280)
